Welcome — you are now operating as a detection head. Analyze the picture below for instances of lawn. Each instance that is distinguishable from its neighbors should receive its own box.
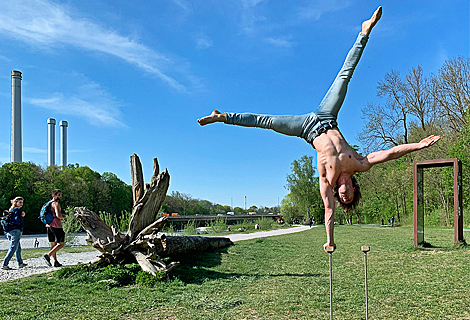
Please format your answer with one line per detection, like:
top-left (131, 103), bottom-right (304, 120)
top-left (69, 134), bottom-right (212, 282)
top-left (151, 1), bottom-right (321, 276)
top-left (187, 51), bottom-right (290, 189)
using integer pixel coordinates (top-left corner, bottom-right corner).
top-left (9, 245), bottom-right (95, 260)
top-left (1, 225), bottom-right (470, 320)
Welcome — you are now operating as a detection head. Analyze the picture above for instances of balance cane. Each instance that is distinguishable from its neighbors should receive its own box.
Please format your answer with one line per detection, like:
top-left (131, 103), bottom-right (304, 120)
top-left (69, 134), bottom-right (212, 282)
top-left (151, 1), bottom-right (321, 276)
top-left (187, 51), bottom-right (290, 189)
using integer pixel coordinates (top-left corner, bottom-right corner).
top-left (361, 246), bottom-right (370, 320)
top-left (325, 246), bottom-right (335, 320)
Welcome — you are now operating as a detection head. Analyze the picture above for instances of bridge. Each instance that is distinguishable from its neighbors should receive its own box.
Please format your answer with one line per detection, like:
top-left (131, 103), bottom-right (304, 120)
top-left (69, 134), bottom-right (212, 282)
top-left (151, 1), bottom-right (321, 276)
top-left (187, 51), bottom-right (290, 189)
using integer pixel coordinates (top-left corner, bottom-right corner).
top-left (167, 214), bottom-right (282, 223)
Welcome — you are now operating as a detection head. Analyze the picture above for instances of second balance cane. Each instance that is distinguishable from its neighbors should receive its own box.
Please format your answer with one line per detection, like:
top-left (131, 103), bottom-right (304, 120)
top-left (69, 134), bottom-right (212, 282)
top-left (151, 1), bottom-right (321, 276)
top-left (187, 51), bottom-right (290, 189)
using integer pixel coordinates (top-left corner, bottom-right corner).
top-left (361, 246), bottom-right (370, 320)
top-left (325, 246), bottom-right (335, 320)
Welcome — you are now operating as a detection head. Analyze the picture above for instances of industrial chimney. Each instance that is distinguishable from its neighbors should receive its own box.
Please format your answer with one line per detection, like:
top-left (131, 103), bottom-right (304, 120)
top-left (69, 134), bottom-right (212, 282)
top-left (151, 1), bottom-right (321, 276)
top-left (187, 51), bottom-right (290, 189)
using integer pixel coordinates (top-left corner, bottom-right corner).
top-left (59, 120), bottom-right (68, 167)
top-left (47, 118), bottom-right (56, 166)
top-left (11, 70), bottom-right (22, 163)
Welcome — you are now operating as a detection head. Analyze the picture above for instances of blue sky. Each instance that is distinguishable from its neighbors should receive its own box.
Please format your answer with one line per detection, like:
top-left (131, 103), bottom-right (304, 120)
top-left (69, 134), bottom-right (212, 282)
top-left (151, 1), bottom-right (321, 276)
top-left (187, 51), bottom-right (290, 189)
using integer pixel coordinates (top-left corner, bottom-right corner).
top-left (0, 0), bottom-right (468, 209)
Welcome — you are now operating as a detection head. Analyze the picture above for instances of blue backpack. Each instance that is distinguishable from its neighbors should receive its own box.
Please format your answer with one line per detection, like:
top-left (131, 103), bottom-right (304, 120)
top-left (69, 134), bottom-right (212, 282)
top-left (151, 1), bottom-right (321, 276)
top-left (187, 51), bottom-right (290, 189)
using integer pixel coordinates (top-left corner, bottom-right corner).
top-left (0, 211), bottom-right (12, 232)
top-left (39, 200), bottom-right (55, 225)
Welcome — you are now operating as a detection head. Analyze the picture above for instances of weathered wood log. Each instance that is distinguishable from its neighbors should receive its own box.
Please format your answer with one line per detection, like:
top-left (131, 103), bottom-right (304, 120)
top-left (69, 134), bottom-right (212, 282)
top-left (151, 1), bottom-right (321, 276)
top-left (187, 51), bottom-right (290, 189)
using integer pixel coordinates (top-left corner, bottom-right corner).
top-left (73, 154), bottom-right (234, 277)
top-left (74, 207), bottom-right (127, 254)
top-left (131, 250), bottom-right (159, 276)
top-left (128, 155), bottom-right (170, 241)
top-left (159, 236), bottom-right (234, 257)
top-left (130, 154), bottom-right (144, 203)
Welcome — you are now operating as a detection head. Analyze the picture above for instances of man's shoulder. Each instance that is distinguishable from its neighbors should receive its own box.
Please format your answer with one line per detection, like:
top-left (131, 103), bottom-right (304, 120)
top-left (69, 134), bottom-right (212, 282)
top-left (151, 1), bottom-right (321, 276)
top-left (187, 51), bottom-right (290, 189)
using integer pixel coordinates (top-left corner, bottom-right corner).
top-left (51, 200), bottom-right (61, 208)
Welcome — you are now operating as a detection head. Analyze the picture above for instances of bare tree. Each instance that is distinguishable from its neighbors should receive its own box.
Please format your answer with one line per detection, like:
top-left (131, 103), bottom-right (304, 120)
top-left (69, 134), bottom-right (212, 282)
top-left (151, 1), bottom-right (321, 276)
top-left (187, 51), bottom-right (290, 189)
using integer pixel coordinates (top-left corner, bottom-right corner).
top-left (359, 102), bottom-right (402, 151)
top-left (377, 70), bottom-right (409, 144)
top-left (404, 65), bottom-right (436, 131)
top-left (359, 70), bottom-right (410, 151)
top-left (360, 66), bottom-right (439, 151)
top-left (432, 56), bottom-right (470, 132)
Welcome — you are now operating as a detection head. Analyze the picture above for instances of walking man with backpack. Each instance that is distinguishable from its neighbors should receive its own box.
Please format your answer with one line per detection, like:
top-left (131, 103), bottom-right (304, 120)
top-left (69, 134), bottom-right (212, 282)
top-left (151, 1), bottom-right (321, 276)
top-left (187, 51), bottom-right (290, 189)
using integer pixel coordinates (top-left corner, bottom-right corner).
top-left (43, 189), bottom-right (66, 267)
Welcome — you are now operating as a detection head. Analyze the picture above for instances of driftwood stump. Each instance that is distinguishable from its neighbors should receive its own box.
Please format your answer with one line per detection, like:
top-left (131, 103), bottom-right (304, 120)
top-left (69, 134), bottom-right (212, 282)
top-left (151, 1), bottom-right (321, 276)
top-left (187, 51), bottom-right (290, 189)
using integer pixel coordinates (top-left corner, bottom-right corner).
top-left (74, 154), bottom-right (233, 276)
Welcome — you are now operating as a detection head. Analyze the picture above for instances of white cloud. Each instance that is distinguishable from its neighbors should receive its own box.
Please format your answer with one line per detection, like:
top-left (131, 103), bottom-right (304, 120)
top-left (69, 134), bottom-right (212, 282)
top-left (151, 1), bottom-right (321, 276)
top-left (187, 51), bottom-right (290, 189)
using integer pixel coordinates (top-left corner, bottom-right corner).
top-left (235, 0), bottom-right (268, 35)
top-left (0, 0), bottom-right (188, 92)
top-left (171, 0), bottom-right (192, 12)
top-left (264, 36), bottom-right (293, 48)
top-left (297, 0), bottom-right (351, 21)
top-left (28, 79), bottom-right (126, 127)
top-left (194, 33), bottom-right (213, 50)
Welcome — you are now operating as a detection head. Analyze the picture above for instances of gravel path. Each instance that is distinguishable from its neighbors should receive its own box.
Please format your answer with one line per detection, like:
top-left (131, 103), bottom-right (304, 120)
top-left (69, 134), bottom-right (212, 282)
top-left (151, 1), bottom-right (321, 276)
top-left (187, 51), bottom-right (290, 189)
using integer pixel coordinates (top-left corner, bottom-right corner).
top-left (0, 225), bottom-right (312, 282)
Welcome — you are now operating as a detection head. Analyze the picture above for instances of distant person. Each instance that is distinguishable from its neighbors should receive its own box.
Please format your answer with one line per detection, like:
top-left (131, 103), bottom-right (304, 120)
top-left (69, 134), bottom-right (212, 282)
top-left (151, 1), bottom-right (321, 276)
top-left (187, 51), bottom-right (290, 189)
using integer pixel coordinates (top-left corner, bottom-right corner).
top-left (312, 217), bottom-right (316, 226)
top-left (381, 218), bottom-right (384, 226)
top-left (2, 196), bottom-right (27, 270)
top-left (43, 189), bottom-right (66, 267)
top-left (198, 7), bottom-right (441, 252)
top-left (390, 216), bottom-right (395, 228)
top-left (34, 238), bottom-right (39, 248)
top-left (255, 223), bottom-right (260, 230)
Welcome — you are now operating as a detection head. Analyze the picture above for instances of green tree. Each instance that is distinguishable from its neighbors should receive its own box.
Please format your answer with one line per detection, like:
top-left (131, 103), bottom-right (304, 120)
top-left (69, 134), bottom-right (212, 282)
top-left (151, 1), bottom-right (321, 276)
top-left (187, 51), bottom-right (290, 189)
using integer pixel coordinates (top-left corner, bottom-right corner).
top-left (280, 193), bottom-right (302, 223)
top-left (102, 172), bottom-right (132, 215)
top-left (449, 111), bottom-right (470, 206)
top-left (285, 155), bottom-right (323, 222)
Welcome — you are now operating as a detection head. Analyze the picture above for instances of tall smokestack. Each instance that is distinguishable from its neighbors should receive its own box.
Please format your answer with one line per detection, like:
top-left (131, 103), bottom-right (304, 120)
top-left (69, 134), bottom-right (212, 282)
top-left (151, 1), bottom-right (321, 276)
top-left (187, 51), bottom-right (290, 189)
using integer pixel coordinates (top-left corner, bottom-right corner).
top-left (11, 70), bottom-right (22, 163)
top-left (59, 120), bottom-right (68, 167)
top-left (47, 118), bottom-right (56, 166)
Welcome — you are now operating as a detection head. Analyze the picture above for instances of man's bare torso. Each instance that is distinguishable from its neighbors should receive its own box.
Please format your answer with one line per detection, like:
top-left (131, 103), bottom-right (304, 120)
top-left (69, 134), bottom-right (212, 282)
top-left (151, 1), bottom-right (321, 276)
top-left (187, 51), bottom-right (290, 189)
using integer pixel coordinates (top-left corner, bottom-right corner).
top-left (312, 129), bottom-right (364, 186)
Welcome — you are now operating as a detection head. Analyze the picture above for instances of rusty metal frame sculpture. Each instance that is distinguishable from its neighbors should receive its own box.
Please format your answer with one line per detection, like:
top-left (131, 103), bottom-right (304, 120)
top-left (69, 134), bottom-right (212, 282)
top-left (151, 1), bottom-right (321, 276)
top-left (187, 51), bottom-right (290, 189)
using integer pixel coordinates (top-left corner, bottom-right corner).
top-left (413, 158), bottom-right (463, 246)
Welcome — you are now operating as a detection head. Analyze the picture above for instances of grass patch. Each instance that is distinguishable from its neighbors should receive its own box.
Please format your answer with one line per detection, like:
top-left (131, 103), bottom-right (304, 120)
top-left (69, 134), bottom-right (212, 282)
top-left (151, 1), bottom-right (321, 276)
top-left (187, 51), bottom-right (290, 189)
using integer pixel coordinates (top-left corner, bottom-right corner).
top-left (11, 245), bottom-right (95, 260)
top-left (1, 225), bottom-right (470, 319)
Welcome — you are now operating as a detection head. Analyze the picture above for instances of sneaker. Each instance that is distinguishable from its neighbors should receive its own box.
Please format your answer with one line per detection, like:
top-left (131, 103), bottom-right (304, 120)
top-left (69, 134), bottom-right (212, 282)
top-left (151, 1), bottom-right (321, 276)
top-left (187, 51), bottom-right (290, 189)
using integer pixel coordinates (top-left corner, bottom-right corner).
top-left (2, 265), bottom-right (13, 270)
top-left (53, 261), bottom-right (63, 267)
top-left (18, 263), bottom-right (28, 268)
top-left (43, 254), bottom-right (52, 267)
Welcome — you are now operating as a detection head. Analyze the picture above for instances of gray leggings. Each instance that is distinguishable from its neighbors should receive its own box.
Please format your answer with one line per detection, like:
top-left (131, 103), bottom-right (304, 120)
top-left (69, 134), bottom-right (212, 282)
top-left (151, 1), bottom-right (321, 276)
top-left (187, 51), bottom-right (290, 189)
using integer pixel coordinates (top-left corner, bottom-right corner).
top-left (226, 32), bottom-right (369, 144)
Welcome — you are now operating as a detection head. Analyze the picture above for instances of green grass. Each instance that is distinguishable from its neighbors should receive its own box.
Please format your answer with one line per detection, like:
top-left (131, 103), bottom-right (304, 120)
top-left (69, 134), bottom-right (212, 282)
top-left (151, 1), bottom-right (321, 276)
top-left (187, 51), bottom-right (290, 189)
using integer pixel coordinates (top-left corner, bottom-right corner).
top-left (9, 245), bottom-right (95, 260)
top-left (1, 225), bottom-right (470, 320)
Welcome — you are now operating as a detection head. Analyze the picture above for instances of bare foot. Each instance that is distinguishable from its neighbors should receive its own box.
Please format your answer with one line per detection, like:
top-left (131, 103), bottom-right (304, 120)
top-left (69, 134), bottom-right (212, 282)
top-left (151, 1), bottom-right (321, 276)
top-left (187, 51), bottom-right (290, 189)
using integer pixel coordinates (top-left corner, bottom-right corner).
top-left (197, 110), bottom-right (227, 126)
top-left (362, 6), bottom-right (382, 36)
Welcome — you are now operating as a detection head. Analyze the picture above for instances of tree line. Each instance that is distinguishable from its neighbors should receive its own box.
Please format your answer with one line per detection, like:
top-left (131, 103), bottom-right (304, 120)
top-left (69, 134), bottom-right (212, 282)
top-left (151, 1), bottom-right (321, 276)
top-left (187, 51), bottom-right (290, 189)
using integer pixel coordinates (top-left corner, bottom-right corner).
top-left (0, 163), bottom-right (281, 234)
top-left (283, 56), bottom-right (470, 227)
top-left (162, 191), bottom-right (280, 216)
top-left (0, 162), bottom-right (133, 234)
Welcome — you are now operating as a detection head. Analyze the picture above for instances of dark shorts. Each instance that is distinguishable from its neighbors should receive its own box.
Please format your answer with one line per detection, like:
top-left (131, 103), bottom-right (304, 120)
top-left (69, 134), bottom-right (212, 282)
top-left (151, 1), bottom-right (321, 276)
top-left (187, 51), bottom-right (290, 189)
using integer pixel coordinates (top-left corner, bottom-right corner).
top-left (47, 227), bottom-right (65, 243)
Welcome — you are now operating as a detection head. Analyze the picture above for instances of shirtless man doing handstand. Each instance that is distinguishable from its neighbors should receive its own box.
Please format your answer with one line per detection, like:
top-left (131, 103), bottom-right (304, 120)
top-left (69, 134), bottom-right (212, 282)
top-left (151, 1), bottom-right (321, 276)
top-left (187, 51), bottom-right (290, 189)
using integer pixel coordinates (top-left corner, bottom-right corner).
top-left (198, 7), bottom-right (440, 252)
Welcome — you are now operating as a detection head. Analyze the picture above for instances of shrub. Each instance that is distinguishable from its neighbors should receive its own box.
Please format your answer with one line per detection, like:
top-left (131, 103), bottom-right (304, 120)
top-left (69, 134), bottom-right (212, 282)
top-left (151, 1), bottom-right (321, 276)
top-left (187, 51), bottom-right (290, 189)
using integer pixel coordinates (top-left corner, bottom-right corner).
top-left (209, 217), bottom-right (228, 233)
top-left (183, 219), bottom-right (197, 235)
top-left (256, 218), bottom-right (274, 230)
top-left (136, 270), bottom-right (166, 287)
top-left (55, 263), bottom-right (164, 288)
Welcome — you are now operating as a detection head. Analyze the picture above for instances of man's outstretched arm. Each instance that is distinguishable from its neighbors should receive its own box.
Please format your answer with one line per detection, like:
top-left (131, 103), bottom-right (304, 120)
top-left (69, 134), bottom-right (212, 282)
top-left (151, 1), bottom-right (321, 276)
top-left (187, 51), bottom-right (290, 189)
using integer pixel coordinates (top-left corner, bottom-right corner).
top-left (358, 135), bottom-right (441, 171)
top-left (319, 177), bottom-right (336, 252)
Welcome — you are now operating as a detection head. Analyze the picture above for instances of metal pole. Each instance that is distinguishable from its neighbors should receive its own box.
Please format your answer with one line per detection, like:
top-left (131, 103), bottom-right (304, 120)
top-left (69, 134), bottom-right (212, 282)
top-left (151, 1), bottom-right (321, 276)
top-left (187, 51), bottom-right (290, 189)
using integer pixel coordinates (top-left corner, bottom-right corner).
top-left (325, 246), bottom-right (335, 320)
top-left (361, 246), bottom-right (370, 320)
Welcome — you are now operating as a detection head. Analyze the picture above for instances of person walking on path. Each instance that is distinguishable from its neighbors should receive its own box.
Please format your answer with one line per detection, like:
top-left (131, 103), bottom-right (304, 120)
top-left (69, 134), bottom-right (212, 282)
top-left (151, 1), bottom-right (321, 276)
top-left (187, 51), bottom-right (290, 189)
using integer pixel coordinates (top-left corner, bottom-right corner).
top-left (2, 197), bottom-right (27, 270)
top-left (198, 7), bottom-right (440, 252)
top-left (43, 189), bottom-right (66, 267)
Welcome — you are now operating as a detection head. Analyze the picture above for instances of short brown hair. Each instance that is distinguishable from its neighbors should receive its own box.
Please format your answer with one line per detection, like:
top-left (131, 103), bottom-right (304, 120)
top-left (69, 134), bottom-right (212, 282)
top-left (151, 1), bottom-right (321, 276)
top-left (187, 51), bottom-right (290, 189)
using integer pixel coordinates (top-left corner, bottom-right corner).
top-left (333, 176), bottom-right (362, 213)
top-left (52, 189), bottom-right (62, 197)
